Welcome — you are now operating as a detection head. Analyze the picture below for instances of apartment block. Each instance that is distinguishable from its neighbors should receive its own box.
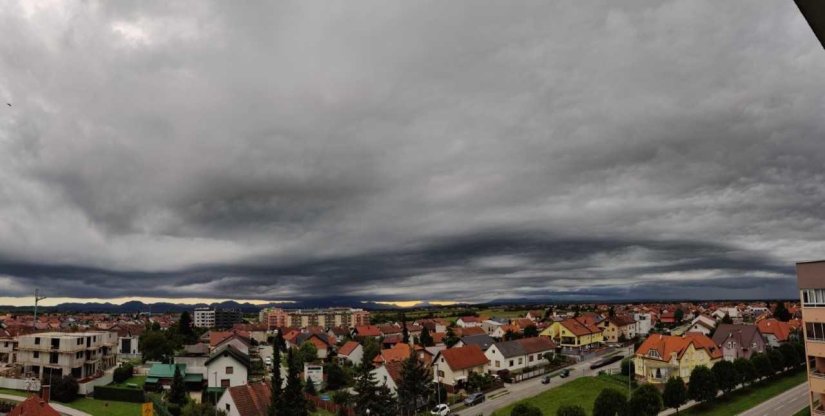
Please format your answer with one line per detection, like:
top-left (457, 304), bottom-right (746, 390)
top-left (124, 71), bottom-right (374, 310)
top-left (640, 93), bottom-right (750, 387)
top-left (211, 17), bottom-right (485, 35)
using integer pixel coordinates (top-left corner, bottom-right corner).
top-left (798, 260), bottom-right (825, 414)
top-left (259, 308), bottom-right (370, 329)
top-left (194, 307), bottom-right (216, 328)
top-left (16, 331), bottom-right (118, 380)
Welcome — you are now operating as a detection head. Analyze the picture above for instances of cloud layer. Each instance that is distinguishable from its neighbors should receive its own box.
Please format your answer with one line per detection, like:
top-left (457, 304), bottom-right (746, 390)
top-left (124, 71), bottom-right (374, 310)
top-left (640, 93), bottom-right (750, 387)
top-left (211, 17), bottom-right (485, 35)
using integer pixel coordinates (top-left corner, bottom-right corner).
top-left (0, 0), bottom-right (823, 302)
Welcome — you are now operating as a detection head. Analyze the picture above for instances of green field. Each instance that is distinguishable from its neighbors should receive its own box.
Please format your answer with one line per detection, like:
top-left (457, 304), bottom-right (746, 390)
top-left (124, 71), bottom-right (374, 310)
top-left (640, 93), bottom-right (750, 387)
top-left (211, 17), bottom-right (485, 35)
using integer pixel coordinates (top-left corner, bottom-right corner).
top-left (793, 407), bottom-right (810, 416)
top-left (59, 398), bottom-right (141, 416)
top-left (682, 370), bottom-right (807, 416)
top-left (491, 375), bottom-right (628, 416)
top-left (109, 375), bottom-right (147, 388)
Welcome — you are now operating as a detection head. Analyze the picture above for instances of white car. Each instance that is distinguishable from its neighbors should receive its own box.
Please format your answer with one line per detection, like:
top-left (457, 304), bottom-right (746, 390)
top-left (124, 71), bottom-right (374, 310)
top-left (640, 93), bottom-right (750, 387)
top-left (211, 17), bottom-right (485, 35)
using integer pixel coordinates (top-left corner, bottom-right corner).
top-left (265, 357), bottom-right (272, 366)
top-left (430, 404), bottom-right (450, 416)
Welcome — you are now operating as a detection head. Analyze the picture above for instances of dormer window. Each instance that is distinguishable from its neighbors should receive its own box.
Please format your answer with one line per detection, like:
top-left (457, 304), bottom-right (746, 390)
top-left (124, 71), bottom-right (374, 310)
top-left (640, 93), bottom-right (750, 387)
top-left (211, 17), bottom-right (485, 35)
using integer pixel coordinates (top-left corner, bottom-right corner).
top-left (647, 350), bottom-right (660, 358)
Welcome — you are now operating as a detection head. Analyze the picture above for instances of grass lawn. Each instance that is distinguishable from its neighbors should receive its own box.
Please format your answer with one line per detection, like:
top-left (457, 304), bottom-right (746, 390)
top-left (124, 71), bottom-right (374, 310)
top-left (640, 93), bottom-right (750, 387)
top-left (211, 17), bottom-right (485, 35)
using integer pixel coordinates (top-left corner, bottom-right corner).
top-left (682, 370), bottom-right (807, 416)
top-left (0, 388), bottom-right (28, 397)
top-left (58, 397), bottom-right (141, 416)
top-left (491, 375), bottom-right (628, 416)
top-left (311, 409), bottom-right (334, 416)
top-left (793, 408), bottom-right (810, 416)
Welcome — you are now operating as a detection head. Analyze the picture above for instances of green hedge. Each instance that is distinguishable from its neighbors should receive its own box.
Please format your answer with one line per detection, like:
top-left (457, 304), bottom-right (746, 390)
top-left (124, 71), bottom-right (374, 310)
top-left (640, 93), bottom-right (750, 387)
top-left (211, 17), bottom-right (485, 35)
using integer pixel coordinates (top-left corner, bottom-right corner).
top-left (94, 385), bottom-right (146, 403)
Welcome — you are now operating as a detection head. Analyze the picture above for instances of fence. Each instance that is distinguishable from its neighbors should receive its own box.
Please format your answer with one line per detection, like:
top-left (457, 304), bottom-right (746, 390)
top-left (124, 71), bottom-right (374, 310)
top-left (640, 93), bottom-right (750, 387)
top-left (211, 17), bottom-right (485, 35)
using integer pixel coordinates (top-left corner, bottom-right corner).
top-left (306, 393), bottom-right (353, 416)
top-left (78, 371), bottom-right (113, 395)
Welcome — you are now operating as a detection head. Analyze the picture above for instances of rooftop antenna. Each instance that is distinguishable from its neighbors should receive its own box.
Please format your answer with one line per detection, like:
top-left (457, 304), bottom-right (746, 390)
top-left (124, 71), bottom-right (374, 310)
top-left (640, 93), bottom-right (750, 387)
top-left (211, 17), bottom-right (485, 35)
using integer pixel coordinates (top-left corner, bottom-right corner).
top-left (33, 288), bottom-right (47, 324)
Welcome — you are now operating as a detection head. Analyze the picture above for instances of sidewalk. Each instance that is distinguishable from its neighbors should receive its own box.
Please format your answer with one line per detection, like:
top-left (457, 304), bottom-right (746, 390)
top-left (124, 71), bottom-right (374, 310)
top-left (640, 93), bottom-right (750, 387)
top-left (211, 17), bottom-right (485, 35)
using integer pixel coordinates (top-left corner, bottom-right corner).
top-left (0, 393), bottom-right (93, 416)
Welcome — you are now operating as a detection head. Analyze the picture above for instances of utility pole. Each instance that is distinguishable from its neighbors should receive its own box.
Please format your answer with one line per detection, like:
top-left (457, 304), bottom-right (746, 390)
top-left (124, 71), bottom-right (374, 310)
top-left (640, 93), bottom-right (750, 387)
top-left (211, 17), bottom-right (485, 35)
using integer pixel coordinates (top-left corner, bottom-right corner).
top-left (33, 289), bottom-right (47, 324)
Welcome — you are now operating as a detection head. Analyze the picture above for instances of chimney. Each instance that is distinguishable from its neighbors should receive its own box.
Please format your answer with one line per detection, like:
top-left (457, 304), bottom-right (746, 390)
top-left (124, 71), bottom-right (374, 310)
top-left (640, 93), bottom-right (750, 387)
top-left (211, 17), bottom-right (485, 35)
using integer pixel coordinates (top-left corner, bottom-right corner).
top-left (41, 385), bottom-right (50, 403)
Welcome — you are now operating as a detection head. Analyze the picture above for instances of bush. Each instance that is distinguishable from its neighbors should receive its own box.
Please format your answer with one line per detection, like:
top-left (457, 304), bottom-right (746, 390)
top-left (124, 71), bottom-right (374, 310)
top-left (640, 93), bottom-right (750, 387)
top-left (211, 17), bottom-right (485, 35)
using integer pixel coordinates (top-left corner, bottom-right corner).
top-left (51, 375), bottom-right (79, 403)
top-left (556, 405), bottom-right (586, 416)
top-left (511, 403), bottom-right (543, 416)
top-left (593, 387), bottom-right (627, 416)
top-left (94, 385), bottom-right (147, 403)
top-left (113, 363), bottom-right (134, 384)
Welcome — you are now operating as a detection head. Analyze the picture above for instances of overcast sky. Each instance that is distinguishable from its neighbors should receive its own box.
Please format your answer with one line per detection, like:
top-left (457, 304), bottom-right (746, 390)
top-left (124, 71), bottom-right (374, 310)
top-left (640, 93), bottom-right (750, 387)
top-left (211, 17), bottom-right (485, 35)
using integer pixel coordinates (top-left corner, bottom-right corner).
top-left (0, 0), bottom-right (823, 305)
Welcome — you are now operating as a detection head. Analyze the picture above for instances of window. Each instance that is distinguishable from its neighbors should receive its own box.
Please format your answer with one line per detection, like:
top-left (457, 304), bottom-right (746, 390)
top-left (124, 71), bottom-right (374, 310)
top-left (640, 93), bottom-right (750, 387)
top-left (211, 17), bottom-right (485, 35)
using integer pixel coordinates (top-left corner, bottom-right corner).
top-left (225, 404), bottom-right (230, 411)
top-left (529, 355), bottom-right (534, 362)
top-left (437, 370), bottom-right (444, 377)
top-left (509, 360), bottom-right (513, 367)
top-left (803, 289), bottom-right (825, 307)
top-left (647, 350), bottom-right (660, 358)
top-left (806, 322), bottom-right (825, 341)
top-left (518, 358), bottom-right (523, 365)
top-left (226, 366), bottom-right (234, 374)
top-left (495, 360), bottom-right (500, 367)
top-left (221, 379), bottom-right (230, 388)
top-left (33, 351), bottom-right (39, 358)
top-left (34, 338), bottom-right (40, 345)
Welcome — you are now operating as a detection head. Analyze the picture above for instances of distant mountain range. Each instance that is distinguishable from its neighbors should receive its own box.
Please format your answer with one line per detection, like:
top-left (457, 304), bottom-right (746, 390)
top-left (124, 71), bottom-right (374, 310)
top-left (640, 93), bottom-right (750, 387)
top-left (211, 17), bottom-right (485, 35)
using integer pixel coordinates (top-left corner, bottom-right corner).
top-left (0, 298), bottom-right (403, 314)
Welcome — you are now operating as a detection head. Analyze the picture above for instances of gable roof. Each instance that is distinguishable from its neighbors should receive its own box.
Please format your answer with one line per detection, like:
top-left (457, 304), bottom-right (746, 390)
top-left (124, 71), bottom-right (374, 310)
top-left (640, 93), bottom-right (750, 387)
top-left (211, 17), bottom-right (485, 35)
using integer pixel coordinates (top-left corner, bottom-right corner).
top-left (205, 344), bottom-right (251, 368)
top-left (210, 330), bottom-right (252, 348)
top-left (458, 316), bottom-right (481, 323)
top-left (757, 319), bottom-right (791, 342)
top-left (458, 327), bottom-right (486, 337)
top-left (560, 318), bottom-right (602, 337)
top-left (437, 344), bottom-right (489, 371)
top-left (606, 315), bottom-right (636, 327)
top-left (374, 343), bottom-right (412, 364)
top-left (493, 337), bottom-right (555, 358)
top-left (711, 324), bottom-right (762, 347)
top-left (8, 396), bottom-right (60, 416)
top-left (226, 382), bottom-right (271, 416)
top-left (460, 334), bottom-right (495, 351)
top-left (338, 341), bottom-right (361, 357)
top-left (148, 363), bottom-right (187, 379)
top-left (355, 325), bottom-right (381, 337)
top-left (635, 333), bottom-right (721, 362)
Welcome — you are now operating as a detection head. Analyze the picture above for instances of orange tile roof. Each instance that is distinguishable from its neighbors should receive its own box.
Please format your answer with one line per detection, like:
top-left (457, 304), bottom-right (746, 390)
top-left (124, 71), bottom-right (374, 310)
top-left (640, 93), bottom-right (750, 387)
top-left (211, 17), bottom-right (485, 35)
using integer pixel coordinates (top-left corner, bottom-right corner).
top-left (560, 318), bottom-right (602, 337)
top-left (438, 344), bottom-right (489, 371)
top-left (338, 341), bottom-right (361, 357)
top-left (757, 319), bottom-right (791, 342)
top-left (460, 327), bottom-right (486, 337)
top-left (227, 382), bottom-right (271, 416)
top-left (374, 343), bottom-right (412, 364)
top-left (8, 396), bottom-right (60, 416)
top-left (355, 325), bottom-right (381, 337)
top-left (635, 333), bottom-right (721, 361)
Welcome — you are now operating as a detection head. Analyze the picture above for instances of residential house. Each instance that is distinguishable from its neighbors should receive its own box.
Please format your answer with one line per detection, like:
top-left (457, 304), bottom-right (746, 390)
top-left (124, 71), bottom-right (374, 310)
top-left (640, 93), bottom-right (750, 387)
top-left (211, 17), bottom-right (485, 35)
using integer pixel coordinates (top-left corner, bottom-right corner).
top-left (491, 324), bottom-right (519, 340)
top-left (205, 345), bottom-right (251, 389)
top-left (633, 313), bottom-right (655, 335)
top-left (15, 331), bottom-right (117, 380)
top-left (353, 325), bottom-right (381, 339)
top-left (433, 344), bottom-right (489, 392)
top-left (373, 343), bottom-right (412, 365)
top-left (8, 394), bottom-right (60, 416)
top-left (337, 341), bottom-right (363, 366)
top-left (711, 324), bottom-right (767, 361)
top-left (526, 310), bottom-right (545, 322)
top-left (216, 382), bottom-right (271, 416)
top-left (456, 327), bottom-right (486, 337)
top-left (634, 333), bottom-right (722, 384)
top-left (112, 324), bottom-right (143, 359)
top-left (757, 318), bottom-right (792, 347)
top-left (599, 315), bottom-right (638, 343)
top-left (371, 361), bottom-right (403, 396)
top-left (540, 318), bottom-right (603, 351)
top-left (327, 327), bottom-right (350, 344)
top-left (456, 316), bottom-right (482, 328)
top-left (688, 315), bottom-right (717, 336)
top-left (485, 337), bottom-right (556, 374)
top-left (292, 333), bottom-right (333, 359)
top-left (145, 363), bottom-right (204, 391)
top-left (209, 331), bottom-right (252, 355)
top-left (481, 320), bottom-right (505, 336)
top-left (174, 343), bottom-right (210, 378)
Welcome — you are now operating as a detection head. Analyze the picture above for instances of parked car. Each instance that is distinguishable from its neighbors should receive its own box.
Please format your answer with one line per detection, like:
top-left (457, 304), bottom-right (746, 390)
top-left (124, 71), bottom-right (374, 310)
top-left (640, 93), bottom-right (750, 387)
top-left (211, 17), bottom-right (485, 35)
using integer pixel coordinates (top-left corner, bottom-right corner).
top-left (590, 354), bottom-right (624, 370)
top-left (559, 369), bottom-right (571, 378)
top-left (430, 403), bottom-right (450, 416)
top-left (541, 375), bottom-right (552, 384)
top-left (464, 392), bottom-right (486, 406)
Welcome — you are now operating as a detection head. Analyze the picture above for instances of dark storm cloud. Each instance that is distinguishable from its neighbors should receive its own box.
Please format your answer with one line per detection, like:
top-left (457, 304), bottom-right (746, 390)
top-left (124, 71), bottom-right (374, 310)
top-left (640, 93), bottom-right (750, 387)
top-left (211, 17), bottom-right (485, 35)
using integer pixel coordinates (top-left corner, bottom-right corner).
top-left (0, 0), bottom-right (823, 302)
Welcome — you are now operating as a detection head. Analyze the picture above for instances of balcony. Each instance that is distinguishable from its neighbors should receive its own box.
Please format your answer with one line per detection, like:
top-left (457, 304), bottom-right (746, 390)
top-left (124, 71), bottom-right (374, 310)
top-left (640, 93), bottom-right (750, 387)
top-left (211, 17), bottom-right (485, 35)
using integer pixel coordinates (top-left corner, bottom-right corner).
top-left (813, 369), bottom-right (825, 380)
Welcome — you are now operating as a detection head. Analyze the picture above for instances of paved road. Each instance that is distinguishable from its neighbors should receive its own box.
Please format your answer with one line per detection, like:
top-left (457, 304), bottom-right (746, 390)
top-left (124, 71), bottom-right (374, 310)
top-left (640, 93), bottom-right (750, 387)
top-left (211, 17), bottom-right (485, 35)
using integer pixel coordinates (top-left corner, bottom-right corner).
top-left (0, 393), bottom-right (93, 416)
top-left (455, 346), bottom-right (634, 416)
top-left (735, 382), bottom-right (808, 416)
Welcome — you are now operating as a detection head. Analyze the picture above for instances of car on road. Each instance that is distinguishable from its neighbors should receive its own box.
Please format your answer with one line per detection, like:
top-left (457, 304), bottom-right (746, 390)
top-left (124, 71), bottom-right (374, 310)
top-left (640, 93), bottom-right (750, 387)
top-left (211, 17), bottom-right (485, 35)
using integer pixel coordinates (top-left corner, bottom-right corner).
top-left (430, 403), bottom-right (450, 415)
top-left (590, 354), bottom-right (624, 370)
top-left (265, 357), bottom-right (272, 366)
top-left (464, 392), bottom-right (486, 406)
top-left (541, 375), bottom-right (552, 384)
top-left (559, 369), bottom-right (571, 378)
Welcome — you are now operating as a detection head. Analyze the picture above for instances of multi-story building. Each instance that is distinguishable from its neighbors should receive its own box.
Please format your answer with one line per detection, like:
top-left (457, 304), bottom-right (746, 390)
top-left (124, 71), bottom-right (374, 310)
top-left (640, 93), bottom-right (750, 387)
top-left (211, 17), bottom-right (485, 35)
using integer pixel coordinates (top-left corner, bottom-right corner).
top-left (259, 308), bottom-right (370, 329)
top-left (16, 331), bottom-right (118, 380)
top-left (797, 260), bottom-right (825, 414)
top-left (194, 307), bottom-right (216, 328)
top-left (194, 308), bottom-right (242, 329)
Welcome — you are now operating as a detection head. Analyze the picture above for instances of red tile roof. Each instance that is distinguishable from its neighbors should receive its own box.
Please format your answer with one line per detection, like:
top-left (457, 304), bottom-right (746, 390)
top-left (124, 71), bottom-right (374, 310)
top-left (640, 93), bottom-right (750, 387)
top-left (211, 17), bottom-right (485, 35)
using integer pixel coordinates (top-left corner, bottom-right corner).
top-left (355, 325), bottom-right (381, 337)
top-left (338, 341), bottom-right (361, 357)
top-left (560, 318), bottom-right (602, 337)
top-left (459, 327), bottom-right (486, 337)
top-left (226, 382), bottom-right (271, 416)
top-left (757, 319), bottom-right (791, 342)
top-left (374, 343), bottom-right (412, 364)
top-left (8, 396), bottom-right (60, 416)
top-left (438, 344), bottom-right (489, 371)
top-left (635, 333), bottom-right (721, 361)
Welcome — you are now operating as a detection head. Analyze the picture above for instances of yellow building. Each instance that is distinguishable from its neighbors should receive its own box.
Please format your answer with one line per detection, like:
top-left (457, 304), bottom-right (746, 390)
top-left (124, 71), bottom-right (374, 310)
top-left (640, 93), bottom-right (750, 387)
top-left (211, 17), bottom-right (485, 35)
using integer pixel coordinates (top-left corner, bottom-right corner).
top-left (540, 317), bottom-right (604, 350)
top-left (633, 333), bottom-right (722, 384)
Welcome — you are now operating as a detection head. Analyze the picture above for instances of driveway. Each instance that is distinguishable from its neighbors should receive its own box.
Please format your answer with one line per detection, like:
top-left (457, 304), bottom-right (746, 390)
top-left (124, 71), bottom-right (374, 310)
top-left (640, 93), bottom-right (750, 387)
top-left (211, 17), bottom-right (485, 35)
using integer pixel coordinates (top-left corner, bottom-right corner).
top-left (455, 346), bottom-right (634, 416)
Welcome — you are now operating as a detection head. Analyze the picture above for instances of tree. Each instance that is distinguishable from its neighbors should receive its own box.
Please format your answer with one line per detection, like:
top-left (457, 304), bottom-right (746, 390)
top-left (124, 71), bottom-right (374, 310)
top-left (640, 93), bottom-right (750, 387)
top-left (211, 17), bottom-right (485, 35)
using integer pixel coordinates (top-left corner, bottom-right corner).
top-left (354, 362), bottom-right (396, 416)
top-left (179, 311), bottom-right (194, 341)
top-left (778, 344), bottom-right (799, 371)
top-left (662, 377), bottom-right (687, 414)
top-left (674, 308), bottom-right (684, 324)
top-left (299, 342), bottom-right (318, 366)
top-left (593, 387), bottom-right (627, 416)
top-left (773, 302), bottom-right (792, 322)
top-left (419, 326), bottom-right (434, 347)
top-left (275, 330), bottom-right (287, 352)
top-left (511, 403), bottom-right (543, 416)
top-left (362, 337), bottom-right (381, 365)
top-left (711, 360), bottom-right (738, 395)
top-left (620, 358), bottom-right (634, 376)
top-left (733, 357), bottom-right (757, 386)
top-left (751, 353), bottom-right (773, 380)
top-left (113, 363), bottom-right (133, 384)
top-left (556, 405), bottom-right (586, 416)
top-left (629, 383), bottom-right (662, 416)
top-left (140, 331), bottom-right (175, 363)
top-left (325, 362), bottom-right (348, 391)
top-left (397, 353), bottom-right (431, 416)
top-left (688, 366), bottom-right (717, 404)
top-left (51, 375), bottom-right (79, 403)
top-left (169, 365), bottom-right (188, 408)
top-left (721, 313), bottom-right (733, 325)
top-left (304, 379), bottom-right (317, 395)
top-left (523, 325), bottom-right (539, 338)
top-left (768, 349), bottom-right (785, 374)
top-left (269, 341), bottom-right (283, 416)
top-left (181, 402), bottom-right (227, 416)
top-left (400, 314), bottom-right (410, 344)
top-left (283, 348), bottom-right (308, 416)
top-left (444, 325), bottom-right (459, 348)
